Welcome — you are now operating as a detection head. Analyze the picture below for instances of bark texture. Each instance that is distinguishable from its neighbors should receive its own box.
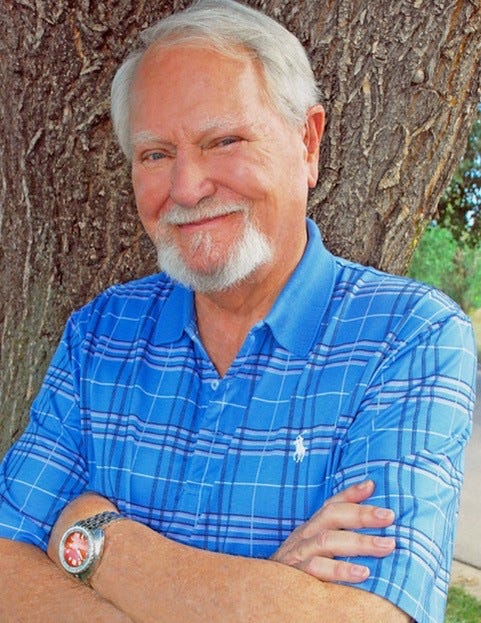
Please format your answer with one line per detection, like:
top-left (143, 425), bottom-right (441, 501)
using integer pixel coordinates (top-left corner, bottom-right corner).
top-left (0, 0), bottom-right (480, 456)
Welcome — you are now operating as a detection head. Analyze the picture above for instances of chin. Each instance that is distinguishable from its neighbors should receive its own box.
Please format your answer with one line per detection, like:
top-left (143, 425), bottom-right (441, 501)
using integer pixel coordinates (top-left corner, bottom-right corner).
top-left (157, 219), bottom-right (273, 293)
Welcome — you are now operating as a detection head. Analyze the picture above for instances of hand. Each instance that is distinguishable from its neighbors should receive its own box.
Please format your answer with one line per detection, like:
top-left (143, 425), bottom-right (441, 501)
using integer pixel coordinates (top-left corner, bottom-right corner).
top-left (47, 491), bottom-right (117, 566)
top-left (270, 480), bottom-right (395, 584)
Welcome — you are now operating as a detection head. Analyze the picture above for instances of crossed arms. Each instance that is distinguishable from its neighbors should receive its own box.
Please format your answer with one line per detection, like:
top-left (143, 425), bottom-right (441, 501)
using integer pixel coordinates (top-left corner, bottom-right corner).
top-left (0, 480), bottom-right (409, 623)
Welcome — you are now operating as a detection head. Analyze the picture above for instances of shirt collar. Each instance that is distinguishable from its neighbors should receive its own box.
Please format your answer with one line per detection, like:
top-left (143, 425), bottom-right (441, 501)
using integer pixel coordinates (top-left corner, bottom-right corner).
top-left (156, 218), bottom-right (336, 355)
top-left (263, 218), bottom-right (335, 356)
top-left (155, 279), bottom-right (194, 344)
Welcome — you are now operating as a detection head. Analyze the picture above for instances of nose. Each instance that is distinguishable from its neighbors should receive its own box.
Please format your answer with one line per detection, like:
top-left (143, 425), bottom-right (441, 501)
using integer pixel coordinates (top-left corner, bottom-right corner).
top-left (169, 150), bottom-right (216, 208)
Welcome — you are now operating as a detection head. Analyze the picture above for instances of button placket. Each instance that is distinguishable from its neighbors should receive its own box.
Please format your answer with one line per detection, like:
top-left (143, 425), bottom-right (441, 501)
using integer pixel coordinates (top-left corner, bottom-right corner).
top-left (176, 325), bottom-right (264, 533)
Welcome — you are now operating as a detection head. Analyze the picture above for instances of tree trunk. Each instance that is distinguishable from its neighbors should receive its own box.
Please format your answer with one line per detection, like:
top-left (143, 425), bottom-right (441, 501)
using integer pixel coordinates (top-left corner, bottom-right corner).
top-left (1, 0), bottom-right (480, 457)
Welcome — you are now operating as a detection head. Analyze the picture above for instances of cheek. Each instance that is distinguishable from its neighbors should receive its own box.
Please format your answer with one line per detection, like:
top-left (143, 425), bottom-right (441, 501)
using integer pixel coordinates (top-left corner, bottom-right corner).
top-left (223, 158), bottom-right (272, 201)
top-left (132, 169), bottom-right (169, 221)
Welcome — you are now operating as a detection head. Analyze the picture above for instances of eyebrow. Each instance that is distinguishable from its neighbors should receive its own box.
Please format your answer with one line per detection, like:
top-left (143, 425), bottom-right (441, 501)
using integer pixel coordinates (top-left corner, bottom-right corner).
top-left (132, 118), bottom-right (251, 148)
top-left (132, 130), bottom-right (168, 146)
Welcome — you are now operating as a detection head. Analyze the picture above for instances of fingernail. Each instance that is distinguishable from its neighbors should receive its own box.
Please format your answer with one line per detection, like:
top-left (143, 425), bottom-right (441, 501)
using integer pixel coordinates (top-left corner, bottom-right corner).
top-left (375, 508), bottom-right (394, 520)
top-left (351, 565), bottom-right (370, 579)
top-left (374, 537), bottom-right (395, 550)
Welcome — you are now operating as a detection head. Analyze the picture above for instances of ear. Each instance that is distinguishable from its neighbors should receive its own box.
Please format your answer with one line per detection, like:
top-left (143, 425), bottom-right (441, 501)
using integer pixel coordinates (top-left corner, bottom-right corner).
top-left (303, 104), bottom-right (325, 188)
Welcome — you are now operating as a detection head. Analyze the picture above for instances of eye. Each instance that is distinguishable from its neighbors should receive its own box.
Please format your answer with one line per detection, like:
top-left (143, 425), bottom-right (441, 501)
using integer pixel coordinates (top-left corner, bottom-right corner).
top-left (212, 136), bottom-right (242, 149)
top-left (219, 137), bottom-right (238, 146)
top-left (146, 151), bottom-right (167, 161)
top-left (140, 150), bottom-right (170, 168)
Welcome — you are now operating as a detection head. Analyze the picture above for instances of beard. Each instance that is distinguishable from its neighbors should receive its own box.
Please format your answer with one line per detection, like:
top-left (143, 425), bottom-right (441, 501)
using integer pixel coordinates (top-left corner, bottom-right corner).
top-left (155, 200), bottom-right (273, 293)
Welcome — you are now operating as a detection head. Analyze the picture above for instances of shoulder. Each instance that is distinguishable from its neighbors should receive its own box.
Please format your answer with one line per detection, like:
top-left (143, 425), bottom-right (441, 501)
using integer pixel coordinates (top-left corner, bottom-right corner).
top-left (80, 272), bottom-right (173, 311)
top-left (326, 256), bottom-right (476, 370)
top-left (332, 255), bottom-right (467, 325)
top-left (66, 273), bottom-right (180, 339)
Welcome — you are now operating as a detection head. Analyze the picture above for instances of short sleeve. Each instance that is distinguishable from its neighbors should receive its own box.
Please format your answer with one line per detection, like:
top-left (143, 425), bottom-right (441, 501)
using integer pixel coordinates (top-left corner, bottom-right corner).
top-left (0, 314), bottom-right (89, 550)
top-left (334, 295), bottom-right (476, 623)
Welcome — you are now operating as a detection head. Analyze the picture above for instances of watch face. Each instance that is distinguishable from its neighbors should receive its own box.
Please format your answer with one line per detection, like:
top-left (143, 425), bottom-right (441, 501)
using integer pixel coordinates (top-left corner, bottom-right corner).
top-left (60, 526), bottom-right (94, 574)
top-left (63, 530), bottom-right (89, 567)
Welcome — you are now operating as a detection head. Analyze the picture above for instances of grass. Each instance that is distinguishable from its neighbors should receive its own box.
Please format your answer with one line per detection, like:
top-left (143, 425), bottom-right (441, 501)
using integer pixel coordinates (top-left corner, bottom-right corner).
top-left (446, 585), bottom-right (481, 622)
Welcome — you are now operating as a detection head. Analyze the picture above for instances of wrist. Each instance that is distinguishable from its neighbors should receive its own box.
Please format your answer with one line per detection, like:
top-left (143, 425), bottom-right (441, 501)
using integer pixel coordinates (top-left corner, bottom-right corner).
top-left (58, 510), bottom-right (126, 585)
top-left (48, 492), bottom-right (118, 562)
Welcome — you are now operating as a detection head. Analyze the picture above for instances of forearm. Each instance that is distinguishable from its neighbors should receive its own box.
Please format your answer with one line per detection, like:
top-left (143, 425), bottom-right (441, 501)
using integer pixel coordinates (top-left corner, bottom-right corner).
top-left (92, 519), bottom-right (409, 623)
top-left (0, 539), bottom-right (133, 623)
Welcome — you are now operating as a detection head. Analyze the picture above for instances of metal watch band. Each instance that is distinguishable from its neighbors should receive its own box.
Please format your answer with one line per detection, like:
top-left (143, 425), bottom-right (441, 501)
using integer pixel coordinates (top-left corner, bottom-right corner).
top-left (77, 511), bottom-right (123, 531)
top-left (77, 511), bottom-right (124, 583)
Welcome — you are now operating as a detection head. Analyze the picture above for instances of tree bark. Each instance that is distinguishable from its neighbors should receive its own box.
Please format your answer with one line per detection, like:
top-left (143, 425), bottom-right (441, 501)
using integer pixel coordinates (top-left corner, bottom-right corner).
top-left (0, 0), bottom-right (480, 456)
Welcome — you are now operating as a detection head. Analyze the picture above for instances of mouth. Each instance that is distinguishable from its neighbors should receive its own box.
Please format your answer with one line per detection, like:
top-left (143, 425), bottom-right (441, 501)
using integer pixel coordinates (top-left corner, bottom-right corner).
top-left (177, 212), bottom-right (238, 233)
top-left (164, 203), bottom-right (247, 232)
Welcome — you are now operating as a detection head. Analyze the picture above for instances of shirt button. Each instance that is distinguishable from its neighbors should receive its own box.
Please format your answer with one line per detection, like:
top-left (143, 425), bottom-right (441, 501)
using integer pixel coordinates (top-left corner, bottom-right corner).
top-left (211, 379), bottom-right (219, 391)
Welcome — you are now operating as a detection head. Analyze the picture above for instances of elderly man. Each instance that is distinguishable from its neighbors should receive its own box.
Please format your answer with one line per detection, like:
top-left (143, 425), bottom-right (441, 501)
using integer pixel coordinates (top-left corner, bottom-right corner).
top-left (0, 1), bottom-right (476, 621)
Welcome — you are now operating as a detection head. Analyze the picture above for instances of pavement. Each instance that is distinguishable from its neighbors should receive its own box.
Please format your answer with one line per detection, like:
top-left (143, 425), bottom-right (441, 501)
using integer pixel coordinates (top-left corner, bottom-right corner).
top-left (451, 560), bottom-right (481, 601)
top-left (450, 365), bottom-right (481, 601)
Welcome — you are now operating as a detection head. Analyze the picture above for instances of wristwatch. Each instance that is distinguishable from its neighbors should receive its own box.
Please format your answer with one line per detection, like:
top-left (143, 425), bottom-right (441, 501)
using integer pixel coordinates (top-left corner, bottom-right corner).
top-left (59, 511), bottom-right (124, 584)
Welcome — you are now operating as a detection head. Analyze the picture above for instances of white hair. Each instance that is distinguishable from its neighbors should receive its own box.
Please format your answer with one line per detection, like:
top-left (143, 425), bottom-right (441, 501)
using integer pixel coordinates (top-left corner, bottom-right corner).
top-left (111, 0), bottom-right (320, 158)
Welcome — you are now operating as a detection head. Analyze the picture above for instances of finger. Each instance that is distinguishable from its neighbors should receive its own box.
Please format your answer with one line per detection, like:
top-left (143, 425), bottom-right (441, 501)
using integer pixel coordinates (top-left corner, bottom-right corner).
top-left (302, 502), bottom-right (395, 538)
top-left (296, 556), bottom-right (372, 584)
top-left (294, 529), bottom-right (396, 562)
top-left (325, 480), bottom-right (375, 505)
top-left (323, 502), bottom-right (395, 530)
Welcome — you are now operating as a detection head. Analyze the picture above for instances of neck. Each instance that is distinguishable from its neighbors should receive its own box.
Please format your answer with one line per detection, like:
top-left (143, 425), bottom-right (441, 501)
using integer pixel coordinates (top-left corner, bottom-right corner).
top-left (194, 243), bottom-right (305, 376)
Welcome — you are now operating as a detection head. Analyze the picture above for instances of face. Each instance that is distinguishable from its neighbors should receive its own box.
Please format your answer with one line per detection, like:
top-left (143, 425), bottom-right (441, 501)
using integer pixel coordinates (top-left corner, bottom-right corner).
top-left (130, 43), bottom-right (324, 292)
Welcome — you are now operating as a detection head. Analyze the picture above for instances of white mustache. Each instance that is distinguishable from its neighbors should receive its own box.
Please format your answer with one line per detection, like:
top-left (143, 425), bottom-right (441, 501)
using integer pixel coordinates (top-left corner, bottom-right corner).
top-left (163, 201), bottom-right (248, 226)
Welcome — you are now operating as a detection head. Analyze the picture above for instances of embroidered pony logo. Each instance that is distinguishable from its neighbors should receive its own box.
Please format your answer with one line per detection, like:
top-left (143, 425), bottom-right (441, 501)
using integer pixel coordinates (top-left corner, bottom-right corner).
top-left (293, 433), bottom-right (307, 463)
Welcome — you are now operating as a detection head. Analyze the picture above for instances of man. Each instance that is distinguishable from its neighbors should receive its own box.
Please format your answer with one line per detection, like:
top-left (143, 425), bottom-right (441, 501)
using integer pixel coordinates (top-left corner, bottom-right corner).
top-left (0, 1), bottom-right (476, 621)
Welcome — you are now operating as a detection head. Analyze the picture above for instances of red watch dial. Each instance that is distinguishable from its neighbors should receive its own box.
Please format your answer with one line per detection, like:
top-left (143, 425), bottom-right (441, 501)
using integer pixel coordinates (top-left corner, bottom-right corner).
top-left (63, 530), bottom-right (89, 567)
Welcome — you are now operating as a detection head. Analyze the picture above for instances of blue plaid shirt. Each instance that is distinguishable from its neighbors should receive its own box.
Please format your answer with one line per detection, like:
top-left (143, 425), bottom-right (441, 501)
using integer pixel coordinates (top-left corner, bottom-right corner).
top-left (0, 219), bottom-right (476, 623)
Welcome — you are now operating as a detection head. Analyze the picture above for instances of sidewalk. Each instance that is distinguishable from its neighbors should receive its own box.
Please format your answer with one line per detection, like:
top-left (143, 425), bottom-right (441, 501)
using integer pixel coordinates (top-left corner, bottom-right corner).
top-left (450, 365), bottom-right (481, 602)
top-left (451, 560), bottom-right (481, 602)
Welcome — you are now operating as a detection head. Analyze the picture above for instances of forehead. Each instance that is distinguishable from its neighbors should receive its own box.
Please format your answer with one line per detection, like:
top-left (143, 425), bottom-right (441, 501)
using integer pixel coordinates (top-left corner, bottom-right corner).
top-left (130, 43), bottom-right (272, 131)
top-left (135, 39), bottom-right (263, 83)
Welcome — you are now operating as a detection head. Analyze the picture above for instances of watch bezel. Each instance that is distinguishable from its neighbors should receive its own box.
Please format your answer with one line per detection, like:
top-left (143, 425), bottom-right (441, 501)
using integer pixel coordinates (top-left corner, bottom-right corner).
top-left (59, 524), bottom-right (104, 578)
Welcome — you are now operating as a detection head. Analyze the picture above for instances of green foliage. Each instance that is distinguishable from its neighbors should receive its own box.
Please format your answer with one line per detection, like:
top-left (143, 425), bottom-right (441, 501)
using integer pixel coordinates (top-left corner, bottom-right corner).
top-left (407, 225), bottom-right (481, 312)
top-left (409, 105), bottom-right (481, 314)
top-left (437, 108), bottom-right (481, 248)
top-left (408, 226), bottom-right (457, 289)
top-left (470, 308), bottom-right (481, 360)
top-left (446, 585), bottom-right (481, 623)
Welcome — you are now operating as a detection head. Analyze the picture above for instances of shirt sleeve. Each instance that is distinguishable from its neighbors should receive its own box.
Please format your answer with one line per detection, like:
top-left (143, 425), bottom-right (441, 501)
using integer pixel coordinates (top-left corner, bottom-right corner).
top-left (0, 313), bottom-right (88, 551)
top-left (334, 292), bottom-right (477, 623)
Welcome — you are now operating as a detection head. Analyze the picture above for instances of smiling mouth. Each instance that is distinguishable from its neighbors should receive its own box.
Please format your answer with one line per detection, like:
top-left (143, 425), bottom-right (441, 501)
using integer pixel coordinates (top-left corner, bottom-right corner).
top-left (165, 203), bottom-right (247, 229)
top-left (178, 212), bottom-right (237, 230)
